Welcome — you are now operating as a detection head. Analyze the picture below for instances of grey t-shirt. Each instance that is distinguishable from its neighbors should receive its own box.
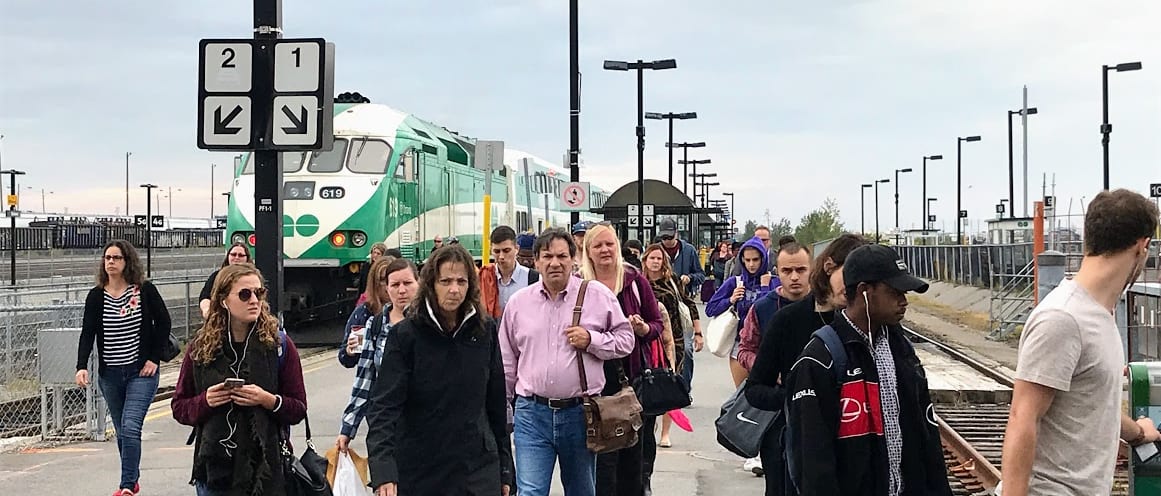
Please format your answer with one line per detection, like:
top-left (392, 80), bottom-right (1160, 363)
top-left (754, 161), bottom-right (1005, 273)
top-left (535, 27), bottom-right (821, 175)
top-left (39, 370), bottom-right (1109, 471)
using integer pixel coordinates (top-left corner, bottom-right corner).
top-left (1015, 278), bottom-right (1124, 495)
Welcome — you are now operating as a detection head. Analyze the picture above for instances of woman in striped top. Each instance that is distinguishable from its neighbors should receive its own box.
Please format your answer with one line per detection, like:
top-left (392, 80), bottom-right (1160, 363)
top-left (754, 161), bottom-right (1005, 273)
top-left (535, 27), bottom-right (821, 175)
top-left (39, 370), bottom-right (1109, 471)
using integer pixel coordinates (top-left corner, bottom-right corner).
top-left (75, 240), bottom-right (172, 496)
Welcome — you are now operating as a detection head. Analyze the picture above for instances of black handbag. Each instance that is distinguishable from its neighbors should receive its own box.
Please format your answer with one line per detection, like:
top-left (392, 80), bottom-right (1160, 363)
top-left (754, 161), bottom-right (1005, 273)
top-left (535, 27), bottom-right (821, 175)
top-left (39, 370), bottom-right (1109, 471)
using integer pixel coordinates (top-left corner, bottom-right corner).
top-left (282, 414), bottom-right (333, 496)
top-left (160, 333), bottom-right (181, 362)
top-left (632, 338), bottom-right (692, 417)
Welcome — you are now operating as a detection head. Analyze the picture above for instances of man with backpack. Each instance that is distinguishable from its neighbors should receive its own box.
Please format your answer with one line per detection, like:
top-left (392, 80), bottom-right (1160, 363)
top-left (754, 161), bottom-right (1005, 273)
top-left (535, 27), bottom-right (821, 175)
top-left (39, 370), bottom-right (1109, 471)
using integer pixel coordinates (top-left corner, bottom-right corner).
top-left (783, 244), bottom-right (951, 496)
top-left (480, 225), bottom-right (539, 320)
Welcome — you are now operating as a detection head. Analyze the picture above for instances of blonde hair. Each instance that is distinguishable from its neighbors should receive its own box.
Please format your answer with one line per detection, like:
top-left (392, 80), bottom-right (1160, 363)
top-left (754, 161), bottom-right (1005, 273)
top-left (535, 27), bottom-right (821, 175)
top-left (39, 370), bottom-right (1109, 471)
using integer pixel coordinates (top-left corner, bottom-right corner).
top-left (188, 264), bottom-right (280, 365)
top-left (579, 224), bottom-right (625, 294)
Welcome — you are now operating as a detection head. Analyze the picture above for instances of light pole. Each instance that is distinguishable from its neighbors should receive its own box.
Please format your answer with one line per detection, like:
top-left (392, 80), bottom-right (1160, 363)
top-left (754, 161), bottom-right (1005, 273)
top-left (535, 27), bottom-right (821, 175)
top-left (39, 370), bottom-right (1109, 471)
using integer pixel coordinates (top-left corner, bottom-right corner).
top-left (861, 184), bottom-right (872, 234)
top-left (604, 59), bottom-right (678, 240)
top-left (645, 112), bottom-right (696, 186)
top-left (921, 154), bottom-right (942, 230)
top-left (1, 169), bottom-right (26, 286)
top-left (1101, 61), bottom-right (1143, 190)
top-left (957, 135), bottom-right (982, 245)
top-left (670, 144), bottom-right (706, 195)
top-left (690, 173), bottom-right (718, 208)
top-left (677, 158), bottom-right (711, 201)
top-left (125, 152), bottom-right (132, 215)
top-left (926, 198), bottom-right (938, 231)
top-left (1008, 107), bottom-right (1038, 217)
top-left (722, 192), bottom-right (735, 230)
top-left (874, 178), bottom-right (890, 243)
top-left (702, 182), bottom-right (720, 210)
top-left (894, 168), bottom-right (912, 242)
top-left (140, 183), bottom-right (157, 277)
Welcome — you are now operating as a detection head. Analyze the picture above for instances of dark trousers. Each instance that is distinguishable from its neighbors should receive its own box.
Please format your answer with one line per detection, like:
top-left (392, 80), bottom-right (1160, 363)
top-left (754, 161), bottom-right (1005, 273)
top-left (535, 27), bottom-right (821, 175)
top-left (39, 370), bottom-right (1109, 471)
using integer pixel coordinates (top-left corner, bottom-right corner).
top-left (641, 415), bottom-right (658, 495)
top-left (758, 423), bottom-right (788, 496)
top-left (595, 435), bottom-right (644, 496)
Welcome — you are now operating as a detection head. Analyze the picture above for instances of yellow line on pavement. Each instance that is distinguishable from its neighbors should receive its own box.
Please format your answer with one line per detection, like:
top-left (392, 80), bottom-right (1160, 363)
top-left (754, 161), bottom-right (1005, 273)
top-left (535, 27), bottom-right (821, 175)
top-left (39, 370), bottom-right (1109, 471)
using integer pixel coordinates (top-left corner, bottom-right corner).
top-left (143, 355), bottom-right (335, 423)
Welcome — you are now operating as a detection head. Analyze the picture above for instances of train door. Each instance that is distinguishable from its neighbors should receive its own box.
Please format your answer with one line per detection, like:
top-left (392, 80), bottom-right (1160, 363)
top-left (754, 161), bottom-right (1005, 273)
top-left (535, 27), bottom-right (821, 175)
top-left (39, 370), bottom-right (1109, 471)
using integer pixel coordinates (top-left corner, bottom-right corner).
top-left (394, 149), bottom-right (420, 259)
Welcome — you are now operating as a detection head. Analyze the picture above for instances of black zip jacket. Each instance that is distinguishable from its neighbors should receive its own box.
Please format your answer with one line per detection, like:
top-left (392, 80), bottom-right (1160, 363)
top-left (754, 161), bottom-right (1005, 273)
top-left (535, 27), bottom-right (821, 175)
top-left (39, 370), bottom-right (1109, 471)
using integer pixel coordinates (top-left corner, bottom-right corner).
top-left (783, 315), bottom-right (951, 496)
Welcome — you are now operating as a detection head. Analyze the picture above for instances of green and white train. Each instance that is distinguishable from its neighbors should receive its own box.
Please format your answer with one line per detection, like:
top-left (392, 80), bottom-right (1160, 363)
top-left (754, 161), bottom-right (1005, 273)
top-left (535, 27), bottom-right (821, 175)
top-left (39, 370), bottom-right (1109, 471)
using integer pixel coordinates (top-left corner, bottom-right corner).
top-left (225, 101), bottom-right (609, 324)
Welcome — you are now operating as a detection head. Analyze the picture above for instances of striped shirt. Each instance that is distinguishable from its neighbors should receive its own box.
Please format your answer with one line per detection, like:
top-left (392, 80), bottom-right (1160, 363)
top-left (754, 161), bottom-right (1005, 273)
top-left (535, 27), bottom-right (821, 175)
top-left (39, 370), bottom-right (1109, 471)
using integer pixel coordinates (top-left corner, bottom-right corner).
top-left (101, 285), bottom-right (144, 367)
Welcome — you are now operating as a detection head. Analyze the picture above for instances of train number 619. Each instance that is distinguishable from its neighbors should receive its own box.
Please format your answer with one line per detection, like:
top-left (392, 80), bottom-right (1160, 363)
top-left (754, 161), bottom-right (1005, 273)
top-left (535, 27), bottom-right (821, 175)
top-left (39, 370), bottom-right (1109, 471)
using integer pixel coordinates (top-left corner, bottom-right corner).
top-left (319, 187), bottom-right (346, 199)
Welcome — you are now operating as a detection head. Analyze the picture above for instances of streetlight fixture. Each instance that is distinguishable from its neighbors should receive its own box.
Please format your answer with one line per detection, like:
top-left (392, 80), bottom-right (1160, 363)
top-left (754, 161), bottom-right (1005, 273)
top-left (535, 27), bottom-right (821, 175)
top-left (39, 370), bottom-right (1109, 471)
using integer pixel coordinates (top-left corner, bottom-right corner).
top-left (921, 154), bottom-right (942, 230)
top-left (874, 178), bottom-right (890, 243)
top-left (1007, 107), bottom-right (1038, 217)
top-left (690, 172), bottom-right (717, 208)
top-left (603, 58), bottom-right (678, 237)
top-left (894, 168), bottom-right (913, 242)
top-left (140, 183), bottom-right (158, 277)
top-left (668, 142), bottom-right (706, 195)
top-left (1, 169), bottom-right (26, 285)
top-left (861, 184), bottom-right (873, 234)
top-left (957, 135), bottom-right (982, 245)
top-left (645, 111), bottom-right (697, 186)
top-left (1101, 61), bottom-right (1143, 190)
top-left (677, 157), bottom-right (711, 199)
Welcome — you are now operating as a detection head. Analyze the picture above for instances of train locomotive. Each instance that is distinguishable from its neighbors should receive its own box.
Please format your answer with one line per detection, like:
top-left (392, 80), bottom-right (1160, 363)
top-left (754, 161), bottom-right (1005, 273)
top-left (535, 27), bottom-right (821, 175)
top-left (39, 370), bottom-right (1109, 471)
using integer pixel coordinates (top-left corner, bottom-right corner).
top-left (225, 99), bottom-right (608, 328)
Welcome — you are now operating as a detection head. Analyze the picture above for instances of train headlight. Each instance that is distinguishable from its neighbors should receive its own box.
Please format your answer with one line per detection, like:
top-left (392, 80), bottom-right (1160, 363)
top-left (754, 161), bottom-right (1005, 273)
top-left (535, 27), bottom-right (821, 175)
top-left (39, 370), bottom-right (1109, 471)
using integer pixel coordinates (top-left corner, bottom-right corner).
top-left (288, 187), bottom-right (300, 199)
top-left (351, 232), bottom-right (367, 247)
top-left (330, 232), bottom-right (347, 247)
top-left (247, 233), bottom-right (257, 246)
top-left (231, 233), bottom-right (245, 245)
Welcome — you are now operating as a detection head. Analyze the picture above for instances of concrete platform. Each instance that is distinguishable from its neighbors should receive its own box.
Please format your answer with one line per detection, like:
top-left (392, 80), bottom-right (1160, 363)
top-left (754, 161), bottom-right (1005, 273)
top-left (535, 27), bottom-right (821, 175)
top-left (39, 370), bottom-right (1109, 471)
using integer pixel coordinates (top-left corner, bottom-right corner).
top-left (916, 343), bottom-right (1012, 404)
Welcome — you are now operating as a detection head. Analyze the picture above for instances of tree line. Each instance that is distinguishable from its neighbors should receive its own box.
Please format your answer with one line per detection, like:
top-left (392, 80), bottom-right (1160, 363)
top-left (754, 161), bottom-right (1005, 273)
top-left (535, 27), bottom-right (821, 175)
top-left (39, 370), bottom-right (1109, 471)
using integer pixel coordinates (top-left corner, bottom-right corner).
top-left (738, 198), bottom-right (845, 248)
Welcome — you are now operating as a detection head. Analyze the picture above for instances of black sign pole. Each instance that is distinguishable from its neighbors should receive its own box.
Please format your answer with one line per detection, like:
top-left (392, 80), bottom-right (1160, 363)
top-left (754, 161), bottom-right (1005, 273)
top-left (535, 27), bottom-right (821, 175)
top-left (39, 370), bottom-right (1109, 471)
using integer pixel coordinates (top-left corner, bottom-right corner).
top-left (253, 0), bottom-right (285, 316)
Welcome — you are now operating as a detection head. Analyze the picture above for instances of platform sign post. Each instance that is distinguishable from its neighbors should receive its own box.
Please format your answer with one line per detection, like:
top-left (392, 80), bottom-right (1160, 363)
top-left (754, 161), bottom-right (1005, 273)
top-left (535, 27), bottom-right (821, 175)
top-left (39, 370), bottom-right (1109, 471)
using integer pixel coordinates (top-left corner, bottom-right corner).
top-left (197, 0), bottom-right (335, 315)
top-left (476, 140), bottom-right (504, 261)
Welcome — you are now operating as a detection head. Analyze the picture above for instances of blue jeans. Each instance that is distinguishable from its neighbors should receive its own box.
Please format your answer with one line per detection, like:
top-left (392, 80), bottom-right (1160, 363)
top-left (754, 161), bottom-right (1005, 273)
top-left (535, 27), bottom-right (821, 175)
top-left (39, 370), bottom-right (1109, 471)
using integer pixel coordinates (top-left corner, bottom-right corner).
top-left (680, 332), bottom-right (695, 393)
top-left (513, 396), bottom-right (595, 496)
top-left (98, 364), bottom-right (159, 491)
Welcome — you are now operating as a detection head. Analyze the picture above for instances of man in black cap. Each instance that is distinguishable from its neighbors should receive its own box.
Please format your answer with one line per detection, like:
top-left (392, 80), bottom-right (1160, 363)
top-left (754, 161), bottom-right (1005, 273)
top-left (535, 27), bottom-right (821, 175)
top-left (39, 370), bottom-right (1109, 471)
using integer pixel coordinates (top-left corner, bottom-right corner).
top-left (657, 218), bottom-right (705, 295)
top-left (782, 244), bottom-right (951, 496)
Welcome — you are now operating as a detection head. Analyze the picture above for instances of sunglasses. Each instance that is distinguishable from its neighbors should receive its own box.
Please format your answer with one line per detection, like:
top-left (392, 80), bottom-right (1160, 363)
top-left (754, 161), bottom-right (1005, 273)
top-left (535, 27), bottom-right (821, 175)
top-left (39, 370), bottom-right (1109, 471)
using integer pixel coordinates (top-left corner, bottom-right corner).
top-left (237, 287), bottom-right (268, 301)
top-left (103, 255), bottom-right (124, 261)
top-left (659, 235), bottom-right (675, 241)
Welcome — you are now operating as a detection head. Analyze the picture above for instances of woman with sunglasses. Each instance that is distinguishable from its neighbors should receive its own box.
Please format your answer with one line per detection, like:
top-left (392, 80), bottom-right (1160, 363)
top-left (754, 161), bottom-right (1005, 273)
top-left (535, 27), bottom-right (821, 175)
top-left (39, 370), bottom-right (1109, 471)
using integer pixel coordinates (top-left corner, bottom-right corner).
top-left (75, 239), bottom-right (172, 496)
top-left (172, 264), bottom-right (308, 496)
top-left (336, 257), bottom-right (418, 454)
top-left (198, 242), bottom-right (252, 319)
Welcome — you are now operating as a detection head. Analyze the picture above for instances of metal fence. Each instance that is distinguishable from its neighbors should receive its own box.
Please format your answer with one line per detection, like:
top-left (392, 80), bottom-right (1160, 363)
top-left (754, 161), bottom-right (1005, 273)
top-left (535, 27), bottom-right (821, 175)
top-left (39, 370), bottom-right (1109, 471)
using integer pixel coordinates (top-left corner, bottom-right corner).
top-left (0, 275), bottom-right (213, 442)
top-left (0, 247), bottom-right (223, 286)
top-left (0, 226), bottom-right (222, 251)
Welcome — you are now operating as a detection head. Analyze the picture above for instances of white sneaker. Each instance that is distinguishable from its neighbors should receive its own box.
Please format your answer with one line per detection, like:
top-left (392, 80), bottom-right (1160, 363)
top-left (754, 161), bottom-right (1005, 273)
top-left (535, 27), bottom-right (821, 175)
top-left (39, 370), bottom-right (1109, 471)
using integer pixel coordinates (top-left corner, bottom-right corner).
top-left (743, 456), bottom-right (764, 476)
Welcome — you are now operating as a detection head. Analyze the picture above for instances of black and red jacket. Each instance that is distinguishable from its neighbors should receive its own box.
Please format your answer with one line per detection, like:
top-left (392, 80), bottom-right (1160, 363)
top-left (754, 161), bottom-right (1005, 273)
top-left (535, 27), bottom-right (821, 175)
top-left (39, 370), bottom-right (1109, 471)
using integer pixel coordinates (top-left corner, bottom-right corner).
top-left (783, 315), bottom-right (951, 496)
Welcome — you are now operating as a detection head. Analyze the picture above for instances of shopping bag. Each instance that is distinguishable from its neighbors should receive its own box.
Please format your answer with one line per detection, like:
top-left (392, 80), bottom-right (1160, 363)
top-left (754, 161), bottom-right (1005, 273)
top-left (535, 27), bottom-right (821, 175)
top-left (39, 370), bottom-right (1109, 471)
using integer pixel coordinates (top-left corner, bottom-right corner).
top-left (332, 452), bottom-right (371, 496)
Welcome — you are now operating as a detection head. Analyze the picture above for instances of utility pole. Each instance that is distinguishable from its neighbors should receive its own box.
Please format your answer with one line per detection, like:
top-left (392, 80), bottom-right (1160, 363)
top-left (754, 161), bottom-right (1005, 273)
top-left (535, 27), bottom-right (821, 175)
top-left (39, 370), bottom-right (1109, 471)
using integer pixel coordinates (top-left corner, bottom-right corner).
top-left (568, 0), bottom-right (581, 228)
top-left (140, 183), bottom-right (158, 277)
top-left (1, 169), bottom-right (26, 286)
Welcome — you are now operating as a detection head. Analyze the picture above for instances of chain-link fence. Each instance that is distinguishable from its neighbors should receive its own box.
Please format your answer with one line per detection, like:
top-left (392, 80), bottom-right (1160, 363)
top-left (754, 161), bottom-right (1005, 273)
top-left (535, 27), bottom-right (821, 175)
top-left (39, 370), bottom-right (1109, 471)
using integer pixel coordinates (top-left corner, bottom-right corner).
top-left (0, 276), bottom-right (212, 443)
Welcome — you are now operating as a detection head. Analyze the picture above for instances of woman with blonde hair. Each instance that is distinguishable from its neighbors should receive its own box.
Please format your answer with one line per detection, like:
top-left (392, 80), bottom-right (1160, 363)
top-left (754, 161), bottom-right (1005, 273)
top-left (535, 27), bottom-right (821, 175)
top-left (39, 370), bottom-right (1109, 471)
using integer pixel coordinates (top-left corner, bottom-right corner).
top-left (171, 264), bottom-right (308, 496)
top-left (580, 224), bottom-right (665, 496)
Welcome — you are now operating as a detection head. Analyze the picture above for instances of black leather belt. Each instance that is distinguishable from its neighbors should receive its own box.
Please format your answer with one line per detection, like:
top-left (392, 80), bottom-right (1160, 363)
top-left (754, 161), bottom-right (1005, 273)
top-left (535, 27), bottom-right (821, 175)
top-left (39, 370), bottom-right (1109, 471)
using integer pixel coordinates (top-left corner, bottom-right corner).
top-left (525, 394), bottom-right (583, 409)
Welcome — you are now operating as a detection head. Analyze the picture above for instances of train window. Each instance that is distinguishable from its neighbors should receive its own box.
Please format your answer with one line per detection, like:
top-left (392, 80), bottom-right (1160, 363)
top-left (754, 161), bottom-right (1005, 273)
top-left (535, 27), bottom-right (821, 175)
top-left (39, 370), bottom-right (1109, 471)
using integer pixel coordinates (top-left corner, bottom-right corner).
top-left (348, 138), bottom-right (392, 174)
top-left (241, 152), bottom-right (304, 174)
top-left (397, 148), bottom-right (416, 181)
top-left (306, 138), bottom-right (349, 173)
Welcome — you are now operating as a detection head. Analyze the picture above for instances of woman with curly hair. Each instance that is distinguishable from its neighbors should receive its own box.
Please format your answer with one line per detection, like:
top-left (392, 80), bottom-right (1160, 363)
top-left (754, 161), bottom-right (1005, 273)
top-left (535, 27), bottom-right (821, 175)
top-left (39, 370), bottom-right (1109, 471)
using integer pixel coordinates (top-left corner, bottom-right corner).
top-left (75, 239), bottom-right (172, 496)
top-left (171, 264), bottom-right (308, 496)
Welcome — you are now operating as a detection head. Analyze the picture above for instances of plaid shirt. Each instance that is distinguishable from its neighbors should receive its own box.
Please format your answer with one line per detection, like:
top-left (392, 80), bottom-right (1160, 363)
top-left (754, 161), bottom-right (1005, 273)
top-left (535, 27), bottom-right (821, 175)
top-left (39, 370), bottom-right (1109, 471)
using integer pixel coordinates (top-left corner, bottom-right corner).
top-left (340, 309), bottom-right (396, 438)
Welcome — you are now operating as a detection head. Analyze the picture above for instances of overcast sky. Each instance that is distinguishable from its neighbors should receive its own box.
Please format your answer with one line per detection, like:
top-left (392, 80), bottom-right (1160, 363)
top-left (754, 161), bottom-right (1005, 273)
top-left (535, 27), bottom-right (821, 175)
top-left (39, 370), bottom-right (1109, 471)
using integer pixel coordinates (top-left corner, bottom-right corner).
top-left (1, 0), bottom-right (1158, 233)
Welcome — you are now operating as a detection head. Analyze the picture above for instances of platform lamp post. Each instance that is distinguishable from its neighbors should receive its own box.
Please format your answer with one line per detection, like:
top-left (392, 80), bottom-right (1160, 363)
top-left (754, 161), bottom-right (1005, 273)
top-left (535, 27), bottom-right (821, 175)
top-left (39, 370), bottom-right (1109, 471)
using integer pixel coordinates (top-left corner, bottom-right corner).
top-left (668, 142), bottom-right (706, 196)
top-left (1, 169), bottom-right (25, 286)
top-left (702, 182), bottom-right (720, 210)
top-left (1101, 61), bottom-right (1143, 190)
top-left (860, 183), bottom-right (872, 235)
top-left (1007, 107), bottom-right (1037, 217)
top-left (140, 183), bottom-right (157, 277)
top-left (957, 135), bottom-right (982, 245)
top-left (690, 173), bottom-right (717, 208)
top-left (722, 192), bottom-right (735, 229)
top-left (926, 198), bottom-right (938, 231)
top-left (645, 112), bottom-right (697, 186)
top-left (874, 178), bottom-right (890, 243)
top-left (893, 168), bottom-right (912, 244)
top-left (921, 155), bottom-right (941, 232)
top-left (604, 59), bottom-right (678, 239)
top-left (678, 158), bottom-right (711, 200)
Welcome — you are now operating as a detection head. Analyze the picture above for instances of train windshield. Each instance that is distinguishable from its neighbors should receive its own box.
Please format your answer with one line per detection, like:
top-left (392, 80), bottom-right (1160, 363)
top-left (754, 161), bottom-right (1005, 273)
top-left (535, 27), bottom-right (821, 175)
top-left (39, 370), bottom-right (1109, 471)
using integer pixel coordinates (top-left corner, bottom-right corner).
top-left (240, 138), bottom-right (349, 174)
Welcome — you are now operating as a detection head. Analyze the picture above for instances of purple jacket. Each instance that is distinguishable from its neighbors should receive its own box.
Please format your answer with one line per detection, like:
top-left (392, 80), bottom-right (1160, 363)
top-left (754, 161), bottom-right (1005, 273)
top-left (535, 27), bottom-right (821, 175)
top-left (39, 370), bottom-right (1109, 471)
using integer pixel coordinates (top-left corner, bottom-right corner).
top-left (613, 264), bottom-right (665, 380)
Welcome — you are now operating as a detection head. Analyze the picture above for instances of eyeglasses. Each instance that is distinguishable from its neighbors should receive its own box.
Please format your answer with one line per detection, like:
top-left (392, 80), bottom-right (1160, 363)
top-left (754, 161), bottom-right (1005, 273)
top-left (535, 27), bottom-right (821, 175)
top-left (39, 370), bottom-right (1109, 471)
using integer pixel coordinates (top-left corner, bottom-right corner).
top-left (103, 255), bottom-right (124, 261)
top-left (237, 287), bottom-right (268, 301)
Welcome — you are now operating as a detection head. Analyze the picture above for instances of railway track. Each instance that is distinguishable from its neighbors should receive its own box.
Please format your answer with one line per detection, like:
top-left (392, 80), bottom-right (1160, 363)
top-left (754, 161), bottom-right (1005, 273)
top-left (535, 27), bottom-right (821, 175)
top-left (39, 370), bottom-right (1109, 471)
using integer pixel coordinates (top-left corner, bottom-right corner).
top-left (903, 327), bottom-right (1130, 495)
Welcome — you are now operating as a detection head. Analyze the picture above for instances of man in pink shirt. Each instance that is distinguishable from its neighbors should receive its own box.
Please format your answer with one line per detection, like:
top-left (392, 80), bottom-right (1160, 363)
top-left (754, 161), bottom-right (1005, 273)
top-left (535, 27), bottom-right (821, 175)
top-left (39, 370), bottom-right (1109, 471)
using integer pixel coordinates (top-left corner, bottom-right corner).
top-left (499, 228), bottom-right (635, 496)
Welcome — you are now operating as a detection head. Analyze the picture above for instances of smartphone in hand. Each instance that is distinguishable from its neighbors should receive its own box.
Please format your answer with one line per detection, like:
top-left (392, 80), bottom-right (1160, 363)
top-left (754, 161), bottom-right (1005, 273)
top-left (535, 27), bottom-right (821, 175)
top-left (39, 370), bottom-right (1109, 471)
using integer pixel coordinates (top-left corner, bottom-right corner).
top-left (224, 378), bottom-right (245, 389)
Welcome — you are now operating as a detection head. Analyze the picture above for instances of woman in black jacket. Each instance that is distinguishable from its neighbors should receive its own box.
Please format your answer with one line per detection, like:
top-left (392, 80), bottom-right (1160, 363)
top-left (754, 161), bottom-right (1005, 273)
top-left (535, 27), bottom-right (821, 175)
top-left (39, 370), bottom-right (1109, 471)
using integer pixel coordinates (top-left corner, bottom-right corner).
top-left (366, 245), bottom-right (513, 496)
top-left (74, 239), bottom-right (171, 496)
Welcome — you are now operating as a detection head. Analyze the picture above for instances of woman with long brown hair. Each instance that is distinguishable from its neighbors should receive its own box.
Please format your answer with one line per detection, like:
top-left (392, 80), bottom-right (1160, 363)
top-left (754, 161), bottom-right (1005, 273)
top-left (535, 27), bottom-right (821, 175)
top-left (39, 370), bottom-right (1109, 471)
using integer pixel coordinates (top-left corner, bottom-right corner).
top-left (171, 264), bottom-right (308, 496)
top-left (75, 239), bottom-right (171, 496)
top-left (366, 245), bottom-right (513, 496)
top-left (340, 248), bottom-right (399, 368)
top-left (336, 257), bottom-right (418, 453)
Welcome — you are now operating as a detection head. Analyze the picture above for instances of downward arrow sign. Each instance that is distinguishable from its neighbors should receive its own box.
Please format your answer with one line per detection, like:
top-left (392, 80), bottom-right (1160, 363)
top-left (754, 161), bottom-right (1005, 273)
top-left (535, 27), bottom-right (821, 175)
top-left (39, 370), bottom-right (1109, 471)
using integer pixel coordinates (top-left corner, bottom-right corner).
top-left (281, 105), bottom-right (308, 135)
top-left (213, 105), bottom-right (244, 135)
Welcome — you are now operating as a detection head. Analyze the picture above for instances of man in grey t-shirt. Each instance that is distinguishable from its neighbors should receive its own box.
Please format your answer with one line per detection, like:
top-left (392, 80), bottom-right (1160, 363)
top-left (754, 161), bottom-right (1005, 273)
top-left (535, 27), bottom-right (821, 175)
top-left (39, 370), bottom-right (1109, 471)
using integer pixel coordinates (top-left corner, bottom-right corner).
top-left (1001, 188), bottom-right (1160, 496)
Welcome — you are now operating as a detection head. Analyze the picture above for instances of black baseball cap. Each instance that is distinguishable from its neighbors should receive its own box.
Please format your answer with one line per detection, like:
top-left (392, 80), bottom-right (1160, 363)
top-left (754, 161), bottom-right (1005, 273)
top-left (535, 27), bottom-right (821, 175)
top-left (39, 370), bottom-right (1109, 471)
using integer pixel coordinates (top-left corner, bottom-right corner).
top-left (842, 245), bottom-right (929, 294)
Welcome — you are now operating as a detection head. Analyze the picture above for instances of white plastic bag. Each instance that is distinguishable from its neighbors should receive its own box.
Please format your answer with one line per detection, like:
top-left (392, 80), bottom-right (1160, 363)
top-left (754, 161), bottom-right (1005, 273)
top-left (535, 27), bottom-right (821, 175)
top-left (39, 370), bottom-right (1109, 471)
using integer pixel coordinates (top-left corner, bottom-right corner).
top-left (333, 452), bottom-right (372, 496)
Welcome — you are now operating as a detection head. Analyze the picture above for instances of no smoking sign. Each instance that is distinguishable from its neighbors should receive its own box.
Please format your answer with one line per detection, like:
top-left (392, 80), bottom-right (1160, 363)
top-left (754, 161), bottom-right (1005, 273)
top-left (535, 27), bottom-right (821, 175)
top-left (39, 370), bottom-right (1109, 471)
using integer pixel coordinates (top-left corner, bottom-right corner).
top-left (560, 182), bottom-right (590, 212)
